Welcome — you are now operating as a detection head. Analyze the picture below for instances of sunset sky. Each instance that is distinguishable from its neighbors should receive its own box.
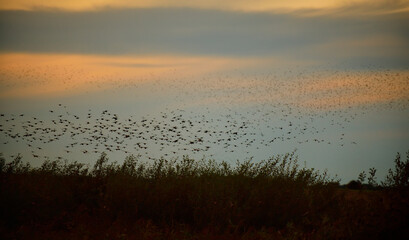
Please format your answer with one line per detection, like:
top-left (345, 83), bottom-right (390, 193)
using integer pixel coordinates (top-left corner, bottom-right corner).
top-left (1, 0), bottom-right (409, 13)
top-left (1, 0), bottom-right (408, 68)
top-left (1, 0), bottom-right (408, 98)
top-left (0, 1), bottom-right (408, 182)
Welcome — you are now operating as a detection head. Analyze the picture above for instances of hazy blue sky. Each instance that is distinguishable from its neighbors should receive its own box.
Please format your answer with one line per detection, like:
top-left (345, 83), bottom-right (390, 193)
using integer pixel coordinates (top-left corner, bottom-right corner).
top-left (0, 1), bottom-right (408, 182)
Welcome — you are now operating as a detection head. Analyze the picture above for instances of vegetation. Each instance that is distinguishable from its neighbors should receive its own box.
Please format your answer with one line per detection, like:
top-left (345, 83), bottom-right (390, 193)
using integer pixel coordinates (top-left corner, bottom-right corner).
top-left (1, 151), bottom-right (409, 239)
top-left (383, 151), bottom-right (409, 190)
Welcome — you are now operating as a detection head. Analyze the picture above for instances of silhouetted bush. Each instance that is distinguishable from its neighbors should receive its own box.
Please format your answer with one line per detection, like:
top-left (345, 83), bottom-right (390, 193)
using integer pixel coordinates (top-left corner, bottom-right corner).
top-left (383, 151), bottom-right (409, 190)
top-left (1, 151), bottom-right (408, 239)
top-left (346, 180), bottom-right (362, 190)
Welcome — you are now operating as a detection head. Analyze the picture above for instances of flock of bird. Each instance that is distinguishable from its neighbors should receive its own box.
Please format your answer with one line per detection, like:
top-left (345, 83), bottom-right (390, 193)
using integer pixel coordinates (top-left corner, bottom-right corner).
top-left (0, 66), bottom-right (408, 162)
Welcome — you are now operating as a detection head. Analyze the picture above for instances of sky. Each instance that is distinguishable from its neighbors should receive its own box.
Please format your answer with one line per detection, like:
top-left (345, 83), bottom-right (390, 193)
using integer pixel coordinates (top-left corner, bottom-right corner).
top-left (0, 0), bottom-right (408, 182)
top-left (0, 0), bottom-right (408, 68)
top-left (1, 0), bottom-right (409, 14)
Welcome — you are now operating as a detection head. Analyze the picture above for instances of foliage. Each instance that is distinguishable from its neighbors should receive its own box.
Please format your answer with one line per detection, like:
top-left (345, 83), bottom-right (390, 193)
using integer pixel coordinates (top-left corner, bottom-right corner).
top-left (358, 170), bottom-right (366, 184)
top-left (383, 151), bottom-right (409, 189)
top-left (367, 167), bottom-right (377, 187)
top-left (0, 151), bottom-right (408, 239)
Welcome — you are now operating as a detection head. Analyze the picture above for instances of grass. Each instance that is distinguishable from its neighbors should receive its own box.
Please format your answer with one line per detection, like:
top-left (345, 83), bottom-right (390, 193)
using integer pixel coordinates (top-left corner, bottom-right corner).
top-left (1, 151), bottom-right (409, 239)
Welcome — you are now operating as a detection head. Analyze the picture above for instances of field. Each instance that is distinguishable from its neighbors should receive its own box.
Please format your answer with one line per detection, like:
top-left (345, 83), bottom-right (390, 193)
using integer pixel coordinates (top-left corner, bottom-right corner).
top-left (1, 151), bottom-right (408, 239)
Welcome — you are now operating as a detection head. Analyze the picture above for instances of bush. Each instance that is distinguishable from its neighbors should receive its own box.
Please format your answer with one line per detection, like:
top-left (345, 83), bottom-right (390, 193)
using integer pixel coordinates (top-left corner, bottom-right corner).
top-left (383, 151), bottom-right (409, 190)
top-left (1, 151), bottom-right (408, 239)
top-left (346, 180), bottom-right (362, 190)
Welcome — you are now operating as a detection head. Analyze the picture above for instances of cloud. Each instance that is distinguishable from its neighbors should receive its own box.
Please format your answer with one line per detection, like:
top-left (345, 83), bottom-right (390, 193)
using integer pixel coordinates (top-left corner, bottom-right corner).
top-left (1, 0), bottom-right (408, 15)
top-left (0, 0), bottom-right (338, 11)
top-left (0, 7), bottom-right (408, 68)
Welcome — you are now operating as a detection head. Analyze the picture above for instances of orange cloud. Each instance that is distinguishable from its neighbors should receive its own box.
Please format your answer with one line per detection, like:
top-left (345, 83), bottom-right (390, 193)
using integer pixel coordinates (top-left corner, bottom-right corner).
top-left (1, 0), bottom-right (408, 15)
top-left (295, 71), bottom-right (409, 110)
top-left (0, 53), bottom-right (264, 98)
top-left (1, 53), bottom-right (408, 112)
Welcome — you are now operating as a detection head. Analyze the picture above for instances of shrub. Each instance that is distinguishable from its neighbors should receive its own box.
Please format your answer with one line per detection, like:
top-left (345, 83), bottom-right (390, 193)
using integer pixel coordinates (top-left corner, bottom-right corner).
top-left (383, 151), bottom-right (409, 190)
top-left (346, 180), bottom-right (362, 190)
top-left (2, 151), bottom-right (409, 239)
